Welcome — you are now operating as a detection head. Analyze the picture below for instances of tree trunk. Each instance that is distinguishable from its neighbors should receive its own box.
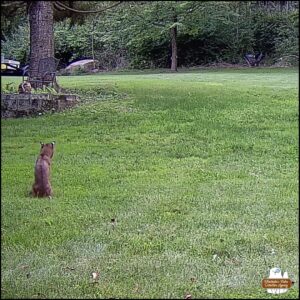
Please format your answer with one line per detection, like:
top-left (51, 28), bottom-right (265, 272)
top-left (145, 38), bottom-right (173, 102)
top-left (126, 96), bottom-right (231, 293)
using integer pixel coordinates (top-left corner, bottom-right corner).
top-left (170, 25), bottom-right (178, 72)
top-left (170, 9), bottom-right (178, 72)
top-left (28, 1), bottom-right (54, 88)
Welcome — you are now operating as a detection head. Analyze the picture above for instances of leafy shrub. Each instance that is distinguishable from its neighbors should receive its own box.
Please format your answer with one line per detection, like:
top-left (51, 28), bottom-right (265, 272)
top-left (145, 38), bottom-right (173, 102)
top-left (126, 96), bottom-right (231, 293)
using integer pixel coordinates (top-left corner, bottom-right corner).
top-left (2, 23), bottom-right (29, 64)
top-left (2, 82), bottom-right (18, 93)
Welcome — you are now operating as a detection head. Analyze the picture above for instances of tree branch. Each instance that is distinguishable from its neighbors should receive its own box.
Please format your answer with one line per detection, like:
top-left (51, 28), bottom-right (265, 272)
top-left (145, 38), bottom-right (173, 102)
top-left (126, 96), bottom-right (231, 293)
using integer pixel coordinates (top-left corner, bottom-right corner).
top-left (54, 1), bottom-right (123, 14)
top-left (53, 2), bottom-right (65, 12)
top-left (1, 1), bottom-right (25, 7)
top-left (129, 2), bottom-right (165, 28)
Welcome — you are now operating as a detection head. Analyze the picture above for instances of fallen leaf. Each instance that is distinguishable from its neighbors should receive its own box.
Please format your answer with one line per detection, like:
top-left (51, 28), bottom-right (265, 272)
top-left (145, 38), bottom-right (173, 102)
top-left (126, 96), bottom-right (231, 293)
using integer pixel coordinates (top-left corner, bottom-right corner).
top-left (32, 292), bottom-right (46, 298)
top-left (20, 265), bottom-right (29, 270)
top-left (225, 258), bottom-right (241, 265)
top-left (212, 254), bottom-right (218, 260)
top-left (91, 271), bottom-right (99, 280)
top-left (133, 283), bottom-right (139, 293)
top-left (63, 266), bottom-right (75, 271)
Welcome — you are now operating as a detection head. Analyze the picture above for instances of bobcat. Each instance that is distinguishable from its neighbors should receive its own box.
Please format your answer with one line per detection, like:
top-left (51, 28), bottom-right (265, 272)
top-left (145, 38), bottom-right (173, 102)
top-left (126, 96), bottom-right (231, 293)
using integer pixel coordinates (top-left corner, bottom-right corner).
top-left (32, 142), bottom-right (55, 198)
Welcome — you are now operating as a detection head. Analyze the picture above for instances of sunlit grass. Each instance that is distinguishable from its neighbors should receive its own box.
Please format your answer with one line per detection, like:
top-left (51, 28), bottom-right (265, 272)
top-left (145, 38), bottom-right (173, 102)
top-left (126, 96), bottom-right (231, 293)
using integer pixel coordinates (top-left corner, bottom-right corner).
top-left (1, 68), bottom-right (298, 299)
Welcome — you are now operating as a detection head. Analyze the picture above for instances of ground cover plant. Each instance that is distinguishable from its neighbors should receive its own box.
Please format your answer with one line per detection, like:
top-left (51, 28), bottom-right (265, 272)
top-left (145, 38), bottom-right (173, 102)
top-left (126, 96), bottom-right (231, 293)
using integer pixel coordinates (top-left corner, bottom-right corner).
top-left (1, 68), bottom-right (298, 299)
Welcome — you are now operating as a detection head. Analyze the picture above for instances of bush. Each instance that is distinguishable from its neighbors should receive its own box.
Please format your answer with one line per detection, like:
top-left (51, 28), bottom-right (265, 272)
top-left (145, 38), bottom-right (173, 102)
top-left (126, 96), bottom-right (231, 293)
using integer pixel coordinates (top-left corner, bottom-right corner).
top-left (2, 23), bottom-right (29, 64)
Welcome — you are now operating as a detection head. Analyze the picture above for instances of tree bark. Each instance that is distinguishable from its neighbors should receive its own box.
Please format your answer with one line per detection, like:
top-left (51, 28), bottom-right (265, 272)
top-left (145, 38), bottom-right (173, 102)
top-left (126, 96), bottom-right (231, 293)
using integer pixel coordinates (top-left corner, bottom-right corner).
top-left (28, 1), bottom-right (54, 88)
top-left (170, 14), bottom-right (178, 72)
top-left (170, 26), bottom-right (178, 72)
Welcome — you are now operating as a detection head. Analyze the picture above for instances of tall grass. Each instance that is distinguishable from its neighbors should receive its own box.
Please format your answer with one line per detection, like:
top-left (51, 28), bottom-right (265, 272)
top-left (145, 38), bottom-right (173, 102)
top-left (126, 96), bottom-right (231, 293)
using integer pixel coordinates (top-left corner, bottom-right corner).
top-left (1, 68), bottom-right (298, 299)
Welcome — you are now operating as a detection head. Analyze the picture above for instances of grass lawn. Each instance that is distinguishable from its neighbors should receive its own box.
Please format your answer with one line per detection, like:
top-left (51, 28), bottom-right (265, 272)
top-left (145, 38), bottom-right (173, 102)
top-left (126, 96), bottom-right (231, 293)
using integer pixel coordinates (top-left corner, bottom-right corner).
top-left (1, 68), bottom-right (298, 299)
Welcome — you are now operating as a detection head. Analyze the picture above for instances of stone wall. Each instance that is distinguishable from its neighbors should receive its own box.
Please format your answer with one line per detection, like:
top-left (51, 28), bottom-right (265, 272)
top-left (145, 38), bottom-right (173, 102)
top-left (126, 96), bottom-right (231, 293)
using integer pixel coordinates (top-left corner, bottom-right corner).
top-left (1, 93), bottom-right (79, 118)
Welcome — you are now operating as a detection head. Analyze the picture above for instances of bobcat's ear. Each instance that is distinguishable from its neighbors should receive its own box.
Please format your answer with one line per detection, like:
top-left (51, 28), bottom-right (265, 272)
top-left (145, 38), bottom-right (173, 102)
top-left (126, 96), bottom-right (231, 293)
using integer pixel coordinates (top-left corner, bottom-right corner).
top-left (40, 142), bottom-right (44, 148)
top-left (51, 141), bottom-right (55, 147)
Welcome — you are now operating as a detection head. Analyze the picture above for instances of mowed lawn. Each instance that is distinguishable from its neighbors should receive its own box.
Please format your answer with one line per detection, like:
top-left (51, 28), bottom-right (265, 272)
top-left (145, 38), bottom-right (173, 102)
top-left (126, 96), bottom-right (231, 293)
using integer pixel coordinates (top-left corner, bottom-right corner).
top-left (1, 68), bottom-right (298, 299)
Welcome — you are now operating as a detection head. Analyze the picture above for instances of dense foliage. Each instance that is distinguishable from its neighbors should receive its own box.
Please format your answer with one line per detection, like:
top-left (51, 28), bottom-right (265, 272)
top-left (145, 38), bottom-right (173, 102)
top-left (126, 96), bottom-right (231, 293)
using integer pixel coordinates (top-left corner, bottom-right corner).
top-left (1, 1), bottom-right (298, 69)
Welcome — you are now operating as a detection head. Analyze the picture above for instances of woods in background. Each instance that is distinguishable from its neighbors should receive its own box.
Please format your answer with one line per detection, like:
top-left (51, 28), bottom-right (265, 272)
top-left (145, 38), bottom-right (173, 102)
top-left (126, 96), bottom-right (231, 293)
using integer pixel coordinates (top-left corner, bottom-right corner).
top-left (1, 1), bottom-right (299, 70)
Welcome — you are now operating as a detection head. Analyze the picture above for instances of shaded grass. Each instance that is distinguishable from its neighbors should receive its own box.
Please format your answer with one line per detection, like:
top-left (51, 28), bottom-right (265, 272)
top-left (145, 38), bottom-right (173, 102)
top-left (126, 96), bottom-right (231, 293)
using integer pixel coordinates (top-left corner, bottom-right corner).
top-left (1, 68), bottom-right (298, 299)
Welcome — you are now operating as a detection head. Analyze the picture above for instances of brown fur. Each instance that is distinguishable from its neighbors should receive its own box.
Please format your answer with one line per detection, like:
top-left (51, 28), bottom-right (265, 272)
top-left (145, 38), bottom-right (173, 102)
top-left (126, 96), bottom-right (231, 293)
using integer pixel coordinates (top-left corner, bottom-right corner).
top-left (32, 142), bottom-right (55, 198)
top-left (18, 81), bottom-right (32, 94)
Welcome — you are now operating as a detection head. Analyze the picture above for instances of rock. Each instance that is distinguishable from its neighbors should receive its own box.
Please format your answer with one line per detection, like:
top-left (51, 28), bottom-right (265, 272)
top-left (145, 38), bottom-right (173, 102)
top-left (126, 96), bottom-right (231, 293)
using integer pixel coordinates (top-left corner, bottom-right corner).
top-left (64, 59), bottom-right (100, 74)
top-left (1, 93), bottom-right (80, 118)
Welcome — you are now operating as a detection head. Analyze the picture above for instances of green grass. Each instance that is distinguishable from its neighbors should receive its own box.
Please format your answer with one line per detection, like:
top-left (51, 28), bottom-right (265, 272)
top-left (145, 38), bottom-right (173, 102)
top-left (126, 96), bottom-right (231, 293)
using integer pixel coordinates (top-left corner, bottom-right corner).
top-left (1, 68), bottom-right (298, 299)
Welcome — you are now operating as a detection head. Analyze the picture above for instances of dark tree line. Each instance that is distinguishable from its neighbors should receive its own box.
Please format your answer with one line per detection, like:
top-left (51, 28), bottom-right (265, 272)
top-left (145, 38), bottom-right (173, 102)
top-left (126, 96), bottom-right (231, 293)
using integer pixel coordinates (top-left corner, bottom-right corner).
top-left (1, 1), bottom-right (299, 86)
